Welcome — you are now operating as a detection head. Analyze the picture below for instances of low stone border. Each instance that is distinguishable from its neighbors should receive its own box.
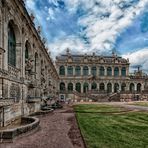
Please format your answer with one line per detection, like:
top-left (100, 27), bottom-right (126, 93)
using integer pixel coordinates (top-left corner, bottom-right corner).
top-left (0, 117), bottom-right (40, 143)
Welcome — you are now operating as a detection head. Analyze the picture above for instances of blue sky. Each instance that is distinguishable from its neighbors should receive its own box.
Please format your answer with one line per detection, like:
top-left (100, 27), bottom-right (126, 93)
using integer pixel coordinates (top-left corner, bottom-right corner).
top-left (25, 0), bottom-right (148, 73)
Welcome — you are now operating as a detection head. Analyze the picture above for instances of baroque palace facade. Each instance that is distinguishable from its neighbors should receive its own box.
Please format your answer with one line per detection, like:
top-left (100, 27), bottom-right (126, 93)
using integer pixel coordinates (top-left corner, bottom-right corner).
top-left (56, 49), bottom-right (148, 101)
top-left (0, 0), bottom-right (58, 127)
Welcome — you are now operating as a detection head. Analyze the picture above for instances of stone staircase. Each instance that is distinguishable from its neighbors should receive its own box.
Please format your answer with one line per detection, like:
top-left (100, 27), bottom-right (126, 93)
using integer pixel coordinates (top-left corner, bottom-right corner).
top-left (108, 92), bottom-right (120, 102)
top-left (72, 91), bottom-right (109, 102)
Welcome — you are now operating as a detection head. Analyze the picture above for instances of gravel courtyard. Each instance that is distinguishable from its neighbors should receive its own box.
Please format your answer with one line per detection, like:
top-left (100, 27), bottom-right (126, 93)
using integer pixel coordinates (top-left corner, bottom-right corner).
top-left (0, 105), bottom-right (85, 148)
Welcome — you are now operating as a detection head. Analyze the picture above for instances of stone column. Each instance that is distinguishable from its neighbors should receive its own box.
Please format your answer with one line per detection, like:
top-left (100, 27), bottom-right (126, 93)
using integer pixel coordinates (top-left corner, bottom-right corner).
top-left (141, 83), bottom-right (144, 91)
top-left (81, 66), bottom-right (83, 76)
top-left (119, 83), bottom-right (121, 92)
top-left (88, 66), bottom-right (91, 75)
top-left (126, 67), bottom-right (129, 76)
top-left (73, 66), bottom-right (75, 76)
top-left (98, 66), bottom-right (100, 76)
top-left (112, 83), bottom-right (114, 93)
top-left (96, 67), bottom-right (99, 77)
top-left (88, 82), bottom-right (91, 91)
top-left (65, 66), bottom-right (67, 76)
top-left (112, 67), bottom-right (114, 76)
top-left (104, 67), bottom-right (107, 76)
top-left (104, 82), bottom-right (107, 91)
top-left (81, 82), bottom-right (83, 93)
top-left (134, 83), bottom-right (137, 91)
top-left (119, 67), bottom-right (122, 76)
top-left (126, 83), bottom-right (129, 91)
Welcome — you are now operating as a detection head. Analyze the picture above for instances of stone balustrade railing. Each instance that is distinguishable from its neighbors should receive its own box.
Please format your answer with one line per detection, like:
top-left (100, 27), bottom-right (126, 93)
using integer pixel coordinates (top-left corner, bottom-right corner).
top-left (0, 68), bottom-right (8, 76)
top-left (8, 65), bottom-right (20, 78)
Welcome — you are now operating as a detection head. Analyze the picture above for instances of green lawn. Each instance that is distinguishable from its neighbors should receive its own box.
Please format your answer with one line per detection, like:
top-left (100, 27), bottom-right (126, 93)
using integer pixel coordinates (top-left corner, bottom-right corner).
top-left (74, 104), bottom-right (148, 148)
top-left (129, 102), bottom-right (148, 107)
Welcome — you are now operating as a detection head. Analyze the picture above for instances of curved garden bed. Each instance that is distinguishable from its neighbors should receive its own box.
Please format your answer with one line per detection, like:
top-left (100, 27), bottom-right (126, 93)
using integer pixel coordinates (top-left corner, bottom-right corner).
top-left (0, 116), bottom-right (40, 142)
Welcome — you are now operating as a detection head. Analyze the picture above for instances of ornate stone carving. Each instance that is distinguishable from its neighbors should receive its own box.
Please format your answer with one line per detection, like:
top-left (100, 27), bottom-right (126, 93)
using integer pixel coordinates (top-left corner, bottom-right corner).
top-left (9, 83), bottom-right (20, 102)
top-left (25, 58), bottom-right (33, 73)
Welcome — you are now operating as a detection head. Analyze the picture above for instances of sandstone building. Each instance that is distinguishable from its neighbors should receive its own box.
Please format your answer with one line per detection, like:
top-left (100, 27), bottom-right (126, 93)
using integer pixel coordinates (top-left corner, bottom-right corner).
top-left (0, 0), bottom-right (58, 127)
top-left (56, 49), bottom-right (148, 101)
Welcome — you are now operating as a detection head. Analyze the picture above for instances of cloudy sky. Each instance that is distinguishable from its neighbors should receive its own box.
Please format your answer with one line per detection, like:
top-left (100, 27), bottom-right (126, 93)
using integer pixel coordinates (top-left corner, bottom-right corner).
top-left (25, 0), bottom-right (148, 73)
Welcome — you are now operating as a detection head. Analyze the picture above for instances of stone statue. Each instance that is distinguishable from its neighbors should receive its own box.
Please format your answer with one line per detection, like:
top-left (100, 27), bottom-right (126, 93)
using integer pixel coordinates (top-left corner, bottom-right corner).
top-left (25, 58), bottom-right (33, 72)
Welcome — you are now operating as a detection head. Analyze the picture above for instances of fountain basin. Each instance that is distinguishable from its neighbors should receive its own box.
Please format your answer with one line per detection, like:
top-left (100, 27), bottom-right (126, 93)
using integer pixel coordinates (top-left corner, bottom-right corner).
top-left (0, 116), bottom-right (39, 143)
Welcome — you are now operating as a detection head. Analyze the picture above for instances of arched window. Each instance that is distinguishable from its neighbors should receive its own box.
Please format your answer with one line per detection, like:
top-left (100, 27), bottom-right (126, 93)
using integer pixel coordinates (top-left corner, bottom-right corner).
top-left (100, 83), bottom-right (105, 91)
top-left (8, 22), bottom-right (16, 66)
top-left (67, 66), bottom-right (73, 75)
top-left (114, 83), bottom-right (119, 92)
top-left (76, 83), bottom-right (81, 93)
top-left (121, 67), bottom-right (126, 76)
top-left (91, 82), bottom-right (97, 90)
top-left (129, 83), bottom-right (135, 92)
top-left (75, 66), bottom-right (81, 76)
top-left (91, 67), bottom-right (96, 76)
top-left (121, 83), bottom-right (126, 92)
top-left (60, 82), bottom-right (65, 91)
top-left (59, 66), bottom-right (65, 75)
top-left (137, 83), bottom-right (141, 92)
top-left (114, 67), bottom-right (119, 77)
top-left (25, 41), bottom-right (29, 61)
top-left (107, 83), bottom-right (112, 93)
top-left (100, 66), bottom-right (105, 76)
top-left (83, 66), bottom-right (88, 76)
top-left (83, 82), bottom-right (89, 93)
top-left (68, 83), bottom-right (73, 92)
top-left (107, 67), bottom-right (112, 76)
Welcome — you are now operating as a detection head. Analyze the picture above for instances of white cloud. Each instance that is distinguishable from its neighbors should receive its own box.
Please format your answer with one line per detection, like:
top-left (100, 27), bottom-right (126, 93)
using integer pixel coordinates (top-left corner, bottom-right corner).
top-left (123, 48), bottom-right (148, 73)
top-left (46, 0), bottom-right (148, 58)
top-left (48, 35), bottom-right (88, 58)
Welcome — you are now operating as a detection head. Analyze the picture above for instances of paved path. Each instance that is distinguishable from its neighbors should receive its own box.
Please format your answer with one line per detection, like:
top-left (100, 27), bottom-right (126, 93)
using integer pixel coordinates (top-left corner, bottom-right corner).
top-left (0, 105), bottom-right (85, 148)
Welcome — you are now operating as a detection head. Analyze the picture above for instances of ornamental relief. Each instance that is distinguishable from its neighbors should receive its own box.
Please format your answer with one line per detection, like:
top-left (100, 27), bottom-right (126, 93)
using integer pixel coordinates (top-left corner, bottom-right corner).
top-left (9, 83), bottom-right (20, 102)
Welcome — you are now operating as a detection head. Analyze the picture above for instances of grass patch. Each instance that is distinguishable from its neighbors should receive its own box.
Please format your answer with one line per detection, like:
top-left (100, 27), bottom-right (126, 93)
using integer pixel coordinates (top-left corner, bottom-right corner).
top-left (74, 104), bottom-right (148, 148)
top-left (129, 102), bottom-right (148, 107)
top-left (74, 104), bottom-right (126, 113)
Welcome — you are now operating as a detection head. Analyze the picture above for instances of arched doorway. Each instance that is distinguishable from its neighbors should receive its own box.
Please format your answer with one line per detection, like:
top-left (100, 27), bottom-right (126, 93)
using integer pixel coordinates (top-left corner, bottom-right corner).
top-left (83, 82), bottom-right (89, 93)
top-left (100, 83), bottom-right (105, 91)
top-left (60, 82), bottom-right (65, 91)
top-left (114, 83), bottom-right (119, 93)
top-left (121, 83), bottom-right (126, 92)
top-left (68, 83), bottom-right (73, 92)
top-left (129, 83), bottom-right (135, 92)
top-left (137, 83), bottom-right (141, 92)
top-left (76, 83), bottom-right (81, 93)
top-left (91, 82), bottom-right (97, 90)
top-left (107, 83), bottom-right (112, 93)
